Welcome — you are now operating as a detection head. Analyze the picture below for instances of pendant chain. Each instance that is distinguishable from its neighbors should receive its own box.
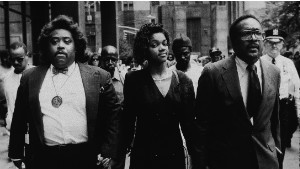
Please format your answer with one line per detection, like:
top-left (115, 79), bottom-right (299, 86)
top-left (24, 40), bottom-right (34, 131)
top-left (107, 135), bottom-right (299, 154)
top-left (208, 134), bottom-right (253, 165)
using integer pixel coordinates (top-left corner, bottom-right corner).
top-left (51, 65), bottom-right (76, 97)
top-left (152, 71), bottom-right (172, 83)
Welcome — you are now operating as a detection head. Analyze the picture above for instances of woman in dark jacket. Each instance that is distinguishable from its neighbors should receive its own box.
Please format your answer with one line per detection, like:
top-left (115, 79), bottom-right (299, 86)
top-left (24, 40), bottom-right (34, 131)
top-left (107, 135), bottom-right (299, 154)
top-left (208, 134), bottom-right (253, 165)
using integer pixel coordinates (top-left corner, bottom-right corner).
top-left (121, 23), bottom-right (198, 169)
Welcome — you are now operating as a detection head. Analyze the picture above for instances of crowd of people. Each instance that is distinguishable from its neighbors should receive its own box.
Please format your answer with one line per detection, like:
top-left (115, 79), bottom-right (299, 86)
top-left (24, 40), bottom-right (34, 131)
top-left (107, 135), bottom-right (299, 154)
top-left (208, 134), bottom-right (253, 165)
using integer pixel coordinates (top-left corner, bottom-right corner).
top-left (0, 13), bottom-right (299, 169)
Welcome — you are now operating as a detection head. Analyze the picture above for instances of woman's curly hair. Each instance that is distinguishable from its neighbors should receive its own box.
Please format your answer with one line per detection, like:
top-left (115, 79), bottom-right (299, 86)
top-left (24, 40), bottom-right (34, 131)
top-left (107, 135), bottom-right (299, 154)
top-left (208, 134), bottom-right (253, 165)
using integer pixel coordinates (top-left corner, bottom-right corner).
top-left (38, 15), bottom-right (87, 65)
top-left (133, 23), bottom-right (170, 65)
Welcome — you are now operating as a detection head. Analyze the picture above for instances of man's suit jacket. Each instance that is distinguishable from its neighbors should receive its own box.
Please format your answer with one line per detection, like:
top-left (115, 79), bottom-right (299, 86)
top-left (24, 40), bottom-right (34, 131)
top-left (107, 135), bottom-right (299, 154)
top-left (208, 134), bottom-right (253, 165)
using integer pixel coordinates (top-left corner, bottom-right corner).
top-left (195, 56), bottom-right (281, 169)
top-left (8, 63), bottom-right (121, 164)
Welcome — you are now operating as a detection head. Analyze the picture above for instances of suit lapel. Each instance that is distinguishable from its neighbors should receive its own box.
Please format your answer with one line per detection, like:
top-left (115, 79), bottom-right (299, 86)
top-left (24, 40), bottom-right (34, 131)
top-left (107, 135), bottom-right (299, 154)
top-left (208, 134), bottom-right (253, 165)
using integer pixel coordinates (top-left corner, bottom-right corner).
top-left (222, 56), bottom-right (252, 125)
top-left (29, 65), bottom-right (49, 143)
top-left (254, 58), bottom-right (275, 127)
top-left (78, 63), bottom-right (100, 140)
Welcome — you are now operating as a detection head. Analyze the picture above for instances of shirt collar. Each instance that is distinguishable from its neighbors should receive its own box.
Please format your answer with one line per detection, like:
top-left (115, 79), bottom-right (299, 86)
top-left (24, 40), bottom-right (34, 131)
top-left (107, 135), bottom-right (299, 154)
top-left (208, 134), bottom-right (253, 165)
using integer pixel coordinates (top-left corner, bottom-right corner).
top-left (235, 56), bottom-right (260, 72)
top-left (265, 54), bottom-right (279, 62)
top-left (50, 62), bottom-right (76, 76)
top-left (112, 68), bottom-right (120, 81)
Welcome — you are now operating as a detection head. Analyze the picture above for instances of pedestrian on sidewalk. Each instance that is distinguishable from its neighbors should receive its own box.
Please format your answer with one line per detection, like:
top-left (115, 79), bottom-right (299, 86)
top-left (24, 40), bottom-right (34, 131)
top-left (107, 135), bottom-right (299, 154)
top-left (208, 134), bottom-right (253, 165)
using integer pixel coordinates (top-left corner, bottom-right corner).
top-left (195, 15), bottom-right (281, 169)
top-left (8, 15), bottom-right (121, 169)
top-left (121, 23), bottom-right (198, 169)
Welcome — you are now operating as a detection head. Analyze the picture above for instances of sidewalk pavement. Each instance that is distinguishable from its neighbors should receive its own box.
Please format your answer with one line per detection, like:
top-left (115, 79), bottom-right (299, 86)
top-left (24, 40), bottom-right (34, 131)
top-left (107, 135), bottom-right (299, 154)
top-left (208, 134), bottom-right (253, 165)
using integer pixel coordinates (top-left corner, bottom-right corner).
top-left (283, 126), bottom-right (299, 169)
top-left (0, 127), bottom-right (15, 169)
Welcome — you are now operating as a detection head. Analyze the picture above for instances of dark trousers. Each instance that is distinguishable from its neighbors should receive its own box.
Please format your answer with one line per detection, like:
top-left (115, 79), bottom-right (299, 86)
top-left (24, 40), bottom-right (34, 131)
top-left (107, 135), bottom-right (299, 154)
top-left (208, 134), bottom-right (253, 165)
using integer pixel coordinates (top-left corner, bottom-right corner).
top-left (111, 154), bottom-right (126, 169)
top-left (28, 143), bottom-right (96, 169)
top-left (277, 98), bottom-right (298, 169)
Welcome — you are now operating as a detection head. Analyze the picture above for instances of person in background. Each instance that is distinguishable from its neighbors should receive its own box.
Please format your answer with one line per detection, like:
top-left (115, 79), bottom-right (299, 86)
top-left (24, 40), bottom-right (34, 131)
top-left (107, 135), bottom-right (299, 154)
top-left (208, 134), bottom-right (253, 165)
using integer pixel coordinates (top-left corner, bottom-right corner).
top-left (100, 45), bottom-right (125, 107)
top-left (88, 52), bottom-right (101, 67)
top-left (293, 51), bottom-right (300, 62)
top-left (198, 56), bottom-right (211, 67)
top-left (228, 48), bottom-right (235, 57)
top-left (170, 34), bottom-right (203, 94)
top-left (121, 23), bottom-right (198, 169)
top-left (0, 50), bottom-right (15, 169)
top-left (3, 42), bottom-right (32, 131)
top-left (166, 52), bottom-right (176, 68)
top-left (0, 50), bottom-right (13, 126)
top-left (125, 56), bottom-right (142, 72)
top-left (8, 15), bottom-right (121, 169)
top-left (283, 51), bottom-right (293, 59)
top-left (209, 47), bottom-right (222, 63)
top-left (261, 28), bottom-right (300, 169)
top-left (195, 15), bottom-right (281, 169)
top-left (100, 45), bottom-right (126, 169)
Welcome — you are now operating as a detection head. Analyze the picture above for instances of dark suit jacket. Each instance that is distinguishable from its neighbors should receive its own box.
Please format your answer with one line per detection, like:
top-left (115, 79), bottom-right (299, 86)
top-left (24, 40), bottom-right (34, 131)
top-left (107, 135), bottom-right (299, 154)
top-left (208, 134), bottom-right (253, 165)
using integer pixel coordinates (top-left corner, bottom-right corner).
top-left (8, 63), bottom-right (121, 163)
top-left (195, 56), bottom-right (281, 169)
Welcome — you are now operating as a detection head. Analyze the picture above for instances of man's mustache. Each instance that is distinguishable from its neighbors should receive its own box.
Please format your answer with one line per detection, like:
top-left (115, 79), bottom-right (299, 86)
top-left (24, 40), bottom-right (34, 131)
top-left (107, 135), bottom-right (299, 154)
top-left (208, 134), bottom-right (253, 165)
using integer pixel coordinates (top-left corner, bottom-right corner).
top-left (248, 44), bottom-right (260, 49)
top-left (55, 51), bottom-right (68, 57)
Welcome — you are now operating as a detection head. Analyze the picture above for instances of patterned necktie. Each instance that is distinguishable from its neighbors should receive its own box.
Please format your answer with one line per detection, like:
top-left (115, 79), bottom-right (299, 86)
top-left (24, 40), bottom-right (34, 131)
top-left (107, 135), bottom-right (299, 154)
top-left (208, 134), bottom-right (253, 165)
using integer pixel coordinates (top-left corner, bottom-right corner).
top-left (52, 67), bottom-right (68, 75)
top-left (247, 64), bottom-right (262, 118)
top-left (272, 58), bottom-right (276, 65)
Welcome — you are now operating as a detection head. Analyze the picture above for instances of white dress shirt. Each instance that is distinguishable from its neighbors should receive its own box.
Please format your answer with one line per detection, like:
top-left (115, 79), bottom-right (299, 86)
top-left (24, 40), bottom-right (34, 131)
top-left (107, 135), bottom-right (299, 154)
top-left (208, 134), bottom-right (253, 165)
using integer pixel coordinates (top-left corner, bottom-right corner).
top-left (39, 63), bottom-right (87, 145)
top-left (169, 61), bottom-right (203, 96)
top-left (261, 54), bottom-right (300, 100)
top-left (235, 57), bottom-right (262, 109)
top-left (262, 54), bottom-right (300, 117)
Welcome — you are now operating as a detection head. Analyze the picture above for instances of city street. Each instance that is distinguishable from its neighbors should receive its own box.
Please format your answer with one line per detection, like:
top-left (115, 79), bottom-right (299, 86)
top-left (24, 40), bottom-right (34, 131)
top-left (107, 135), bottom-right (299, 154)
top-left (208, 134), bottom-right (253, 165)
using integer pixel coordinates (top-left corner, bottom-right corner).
top-left (0, 127), bottom-right (14, 169)
top-left (0, 125), bottom-right (299, 169)
top-left (283, 127), bottom-right (299, 169)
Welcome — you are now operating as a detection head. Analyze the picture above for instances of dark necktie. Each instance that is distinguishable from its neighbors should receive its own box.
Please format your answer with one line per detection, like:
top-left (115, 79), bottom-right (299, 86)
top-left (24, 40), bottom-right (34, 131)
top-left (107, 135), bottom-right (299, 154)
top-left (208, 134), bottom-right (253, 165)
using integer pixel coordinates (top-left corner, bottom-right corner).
top-left (247, 64), bottom-right (262, 118)
top-left (272, 58), bottom-right (276, 65)
top-left (52, 67), bottom-right (68, 75)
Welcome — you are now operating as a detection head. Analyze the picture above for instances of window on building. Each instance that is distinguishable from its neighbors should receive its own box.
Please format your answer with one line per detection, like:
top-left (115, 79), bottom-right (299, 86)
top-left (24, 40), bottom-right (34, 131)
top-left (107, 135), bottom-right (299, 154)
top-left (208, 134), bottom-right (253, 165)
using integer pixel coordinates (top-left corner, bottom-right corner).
top-left (151, 1), bottom-right (159, 6)
top-left (181, 1), bottom-right (189, 5)
top-left (218, 2), bottom-right (226, 6)
top-left (0, 1), bottom-right (32, 51)
top-left (166, 1), bottom-right (174, 5)
top-left (195, 1), bottom-right (203, 5)
top-left (123, 1), bottom-right (133, 11)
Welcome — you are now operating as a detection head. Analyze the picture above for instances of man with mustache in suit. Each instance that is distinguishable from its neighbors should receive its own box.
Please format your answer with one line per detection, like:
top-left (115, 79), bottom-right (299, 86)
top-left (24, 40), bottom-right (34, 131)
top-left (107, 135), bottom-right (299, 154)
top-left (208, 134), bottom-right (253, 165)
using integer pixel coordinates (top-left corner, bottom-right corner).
top-left (194, 15), bottom-right (281, 169)
top-left (8, 15), bottom-right (121, 169)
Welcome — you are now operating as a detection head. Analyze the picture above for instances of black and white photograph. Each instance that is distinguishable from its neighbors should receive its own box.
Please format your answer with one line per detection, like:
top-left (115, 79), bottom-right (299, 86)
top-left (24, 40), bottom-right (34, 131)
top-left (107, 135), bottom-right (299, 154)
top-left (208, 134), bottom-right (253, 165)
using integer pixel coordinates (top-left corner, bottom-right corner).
top-left (0, 1), bottom-right (299, 169)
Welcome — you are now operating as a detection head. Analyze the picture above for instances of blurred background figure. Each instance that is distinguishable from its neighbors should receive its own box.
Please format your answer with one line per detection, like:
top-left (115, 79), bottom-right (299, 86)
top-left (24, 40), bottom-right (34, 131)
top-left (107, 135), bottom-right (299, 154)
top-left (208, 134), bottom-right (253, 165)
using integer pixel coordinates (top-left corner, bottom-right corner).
top-left (0, 50), bottom-right (13, 127)
top-left (88, 52), bottom-right (101, 67)
top-left (209, 47), bottom-right (222, 62)
top-left (228, 48), bottom-right (235, 57)
top-left (166, 52), bottom-right (176, 68)
top-left (100, 45), bottom-right (126, 169)
top-left (4, 42), bottom-right (32, 131)
top-left (125, 56), bottom-right (141, 72)
top-left (261, 28), bottom-right (300, 169)
top-left (83, 49), bottom-right (93, 65)
top-left (198, 56), bottom-right (211, 67)
top-left (283, 51), bottom-right (293, 59)
top-left (293, 51), bottom-right (300, 62)
top-left (170, 34), bottom-right (203, 94)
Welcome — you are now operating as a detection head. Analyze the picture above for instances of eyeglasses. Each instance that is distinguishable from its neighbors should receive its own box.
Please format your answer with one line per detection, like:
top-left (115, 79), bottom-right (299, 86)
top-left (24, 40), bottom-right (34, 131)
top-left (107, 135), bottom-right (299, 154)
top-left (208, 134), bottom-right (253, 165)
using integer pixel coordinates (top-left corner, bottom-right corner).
top-left (92, 58), bottom-right (99, 61)
top-left (10, 57), bottom-right (24, 63)
top-left (104, 57), bottom-right (117, 63)
top-left (240, 30), bottom-right (265, 41)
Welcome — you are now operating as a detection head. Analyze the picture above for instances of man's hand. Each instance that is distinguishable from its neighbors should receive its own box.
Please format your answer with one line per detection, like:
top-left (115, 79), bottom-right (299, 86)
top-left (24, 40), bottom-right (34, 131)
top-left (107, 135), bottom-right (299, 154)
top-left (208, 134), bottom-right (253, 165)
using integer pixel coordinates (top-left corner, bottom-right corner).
top-left (97, 154), bottom-right (111, 168)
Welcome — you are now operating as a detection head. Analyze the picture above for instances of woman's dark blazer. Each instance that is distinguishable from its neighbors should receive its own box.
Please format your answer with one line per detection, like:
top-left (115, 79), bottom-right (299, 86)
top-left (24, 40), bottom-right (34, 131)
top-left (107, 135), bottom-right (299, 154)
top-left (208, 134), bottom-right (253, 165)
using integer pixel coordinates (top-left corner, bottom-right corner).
top-left (121, 68), bottom-right (198, 168)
